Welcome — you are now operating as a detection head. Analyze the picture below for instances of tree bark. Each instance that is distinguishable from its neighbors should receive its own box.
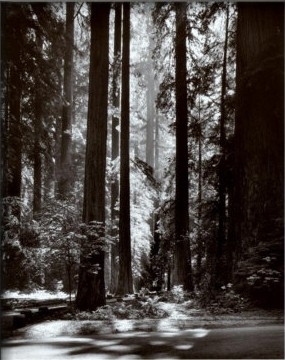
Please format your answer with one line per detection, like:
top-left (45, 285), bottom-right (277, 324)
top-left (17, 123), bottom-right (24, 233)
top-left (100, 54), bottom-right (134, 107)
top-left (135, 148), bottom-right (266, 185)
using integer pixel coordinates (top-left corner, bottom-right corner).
top-left (117, 2), bottom-right (133, 296)
top-left (110, 3), bottom-right (122, 294)
top-left (76, 2), bottom-right (110, 311)
top-left (196, 97), bottom-right (203, 287)
top-left (215, 4), bottom-right (229, 286)
top-left (234, 3), bottom-right (284, 261)
top-left (58, 2), bottom-right (74, 200)
top-left (173, 2), bottom-right (193, 291)
top-left (33, 35), bottom-right (43, 217)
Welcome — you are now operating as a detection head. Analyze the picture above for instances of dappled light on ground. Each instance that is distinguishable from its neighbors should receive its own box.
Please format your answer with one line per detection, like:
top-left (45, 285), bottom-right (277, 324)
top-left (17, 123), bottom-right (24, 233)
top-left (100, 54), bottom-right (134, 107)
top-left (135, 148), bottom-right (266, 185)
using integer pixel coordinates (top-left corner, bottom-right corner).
top-left (2, 325), bottom-right (284, 359)
top-left (2, 328), bottom-right (209, 359)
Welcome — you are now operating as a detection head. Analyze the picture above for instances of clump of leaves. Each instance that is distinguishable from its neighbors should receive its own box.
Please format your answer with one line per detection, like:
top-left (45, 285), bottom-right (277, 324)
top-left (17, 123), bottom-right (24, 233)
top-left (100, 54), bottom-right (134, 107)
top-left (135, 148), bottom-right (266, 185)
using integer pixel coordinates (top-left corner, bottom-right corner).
top-left (205, 283), bottom-right (250, 314)
top-left (170, 285), bottom-right (185, 303)
top-left (235, 239), bottom-right (284, 308)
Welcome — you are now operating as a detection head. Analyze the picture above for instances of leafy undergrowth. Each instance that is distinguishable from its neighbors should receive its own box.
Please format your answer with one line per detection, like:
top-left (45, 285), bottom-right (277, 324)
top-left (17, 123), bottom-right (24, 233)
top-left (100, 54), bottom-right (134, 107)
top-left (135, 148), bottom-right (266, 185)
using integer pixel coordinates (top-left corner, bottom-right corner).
top-left (67, 296), bottom-right (168, 321)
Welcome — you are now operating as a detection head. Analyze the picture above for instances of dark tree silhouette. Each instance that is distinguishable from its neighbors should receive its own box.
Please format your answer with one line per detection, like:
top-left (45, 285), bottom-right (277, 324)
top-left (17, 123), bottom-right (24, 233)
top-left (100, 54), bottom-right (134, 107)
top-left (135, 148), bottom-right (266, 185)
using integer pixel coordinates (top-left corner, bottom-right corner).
top-left (117, 2), bottom-right (133, 296)
top-left (173, 2), bottom-right (193, 291)
top-left (110, 3), bottom-right (122, 294)
top-left (76, 2), bottom-right (110, 311)
top-left (233, 3), bottom-right (284, 304)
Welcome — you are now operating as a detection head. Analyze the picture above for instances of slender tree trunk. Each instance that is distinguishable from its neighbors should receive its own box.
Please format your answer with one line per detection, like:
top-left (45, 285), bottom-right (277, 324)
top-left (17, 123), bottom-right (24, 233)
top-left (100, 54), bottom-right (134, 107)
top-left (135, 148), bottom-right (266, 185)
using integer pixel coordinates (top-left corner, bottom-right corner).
top-left (145, 40), bottom-right (155, 169)
top-left (58, 2), bottom-right (74, 199)
top-left (196, 98), bottom-right (203, 286)
top-left (173, 2), bottom-right (193, 291)
top-left (234, 3), bottom-right (284, 263)
top-left (215, 4), bottom-right (229, 286)
top-left (110, 3), bottom-right (122, 294)
top-left (117, 2), bottom-right (133, 296)
top-left (76, 2), bottom-right (110, 311)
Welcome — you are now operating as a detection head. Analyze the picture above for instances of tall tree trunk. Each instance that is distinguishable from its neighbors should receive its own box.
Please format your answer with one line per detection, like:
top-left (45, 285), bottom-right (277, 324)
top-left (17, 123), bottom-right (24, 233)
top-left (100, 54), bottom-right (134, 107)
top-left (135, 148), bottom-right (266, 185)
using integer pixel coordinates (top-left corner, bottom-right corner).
top-left (33, 36), bottom-right (43, 217)
top-left (58, 2), bottom-right (74, 200)
top-left (76, 2), bottom-right (110, 311)
top-left (196, 97), bottom-right (203, 287)
top-left (145, 32), bottom-right (155, 170)
top-left (234, 3), bottom-right (283, 268)
top-left (146, 71), bottom-right (155, 170)
top-left (215, 4), bottom-right (229, 286)
top-left (110, 3), bottom-right (122, 294)
top-left (173, 2), bottom-right (193, 291)
top-left (117, 2), bottom-right (133, 296)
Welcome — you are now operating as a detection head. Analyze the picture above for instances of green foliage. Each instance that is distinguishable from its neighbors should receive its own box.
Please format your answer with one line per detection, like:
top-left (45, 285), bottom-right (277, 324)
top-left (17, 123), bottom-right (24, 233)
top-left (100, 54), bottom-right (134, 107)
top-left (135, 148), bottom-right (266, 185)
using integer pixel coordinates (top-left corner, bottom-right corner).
top-left (235, 240), bottom-right (284, 308)
top-left (2, 197), bottom-right (43, 291)
top-left (196, 281), bottom-right (249, 314)
top-left (74, 297), bottom-right (167, 320)
top-left (171, 285), bottom-right (185, 303)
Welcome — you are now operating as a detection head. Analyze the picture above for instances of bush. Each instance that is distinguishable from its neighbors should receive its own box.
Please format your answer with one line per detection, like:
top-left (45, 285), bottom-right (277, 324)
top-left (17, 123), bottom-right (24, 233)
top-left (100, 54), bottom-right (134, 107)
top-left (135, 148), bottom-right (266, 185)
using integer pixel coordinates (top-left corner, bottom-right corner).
top-left (74, 297), bottom-right (167, 321)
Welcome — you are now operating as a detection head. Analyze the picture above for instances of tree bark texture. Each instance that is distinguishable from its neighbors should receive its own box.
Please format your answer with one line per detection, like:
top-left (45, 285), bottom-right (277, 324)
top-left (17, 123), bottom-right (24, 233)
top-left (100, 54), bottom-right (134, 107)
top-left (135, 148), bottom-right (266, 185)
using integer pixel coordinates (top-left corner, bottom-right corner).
top-left (173, 2), bottom-right (193, 291)
top-left (234, 3), bottom-right (284, 260)
top-left (117, 2), bottom-right (133, 296)
top-left (76, 2), bottom-right (110, 311)
top-left (110, 3), bottom-right (122, 294)
top-left (58, 2), bottom-right (74, 200)
top-left (215, 4), bottom-right (229, 286)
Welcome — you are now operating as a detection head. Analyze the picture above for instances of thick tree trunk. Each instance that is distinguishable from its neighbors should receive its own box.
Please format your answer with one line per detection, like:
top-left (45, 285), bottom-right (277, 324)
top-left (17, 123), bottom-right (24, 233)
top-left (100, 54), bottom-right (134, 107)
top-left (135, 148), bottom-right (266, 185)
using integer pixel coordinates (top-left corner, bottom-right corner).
top-left (173, 2), bottom-right (193, 291)
top-left (76, 2), bottom-right (110, 311)
top-left (33, 36), bottom-right (43, 217)
top-left (234, 3), bottom-right (284, 263)
top-left (58, 2), bottom-right (74, 200)
top-left (117, 2), bottom-right (133, 296)
top-left (215, 4), bottom-right (229, 286)
top-left (110, 3), bottom-right (122, 294)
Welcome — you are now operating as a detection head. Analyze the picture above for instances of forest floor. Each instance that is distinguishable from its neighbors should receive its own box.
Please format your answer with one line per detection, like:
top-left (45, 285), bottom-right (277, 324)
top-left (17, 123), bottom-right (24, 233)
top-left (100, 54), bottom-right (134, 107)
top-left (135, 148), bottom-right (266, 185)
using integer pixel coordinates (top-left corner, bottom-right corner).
top-left (2, 290), bottom-right (283, 339)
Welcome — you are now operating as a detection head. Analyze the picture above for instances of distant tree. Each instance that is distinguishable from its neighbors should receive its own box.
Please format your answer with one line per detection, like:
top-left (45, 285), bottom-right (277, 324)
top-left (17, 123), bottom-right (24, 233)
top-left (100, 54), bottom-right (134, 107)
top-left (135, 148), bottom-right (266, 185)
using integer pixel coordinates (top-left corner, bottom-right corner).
top-left (173, 2), bottom-right (193, 291)
top-left (233, 3), bottom-right (284, 306)
top-left (58, 2), bottom-right (74, 200)
top-left (117, 2), bottom-right (133, 296)
top-left (110, 3), bottom-right (122, 294)
top-left (2, 4), bottom-right (23, 208)
top-left (76, 2), bottom-right (110, 311)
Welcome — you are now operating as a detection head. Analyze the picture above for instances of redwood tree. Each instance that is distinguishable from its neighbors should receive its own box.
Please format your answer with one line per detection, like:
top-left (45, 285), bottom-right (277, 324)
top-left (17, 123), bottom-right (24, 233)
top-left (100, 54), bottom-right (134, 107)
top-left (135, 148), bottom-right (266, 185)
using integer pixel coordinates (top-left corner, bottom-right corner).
top-left (76, 2), bottom-right (110, 311)
top-left (233, 3), bottom-right (284, 305)
top-left (215, 4), bottom-right (229, 286)
top-left (173, 2), bottom-right (193, 291)
top-left (117, 2), bottom-right (133, 296)
top-left (110, 3), bottom-right (122, 294)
